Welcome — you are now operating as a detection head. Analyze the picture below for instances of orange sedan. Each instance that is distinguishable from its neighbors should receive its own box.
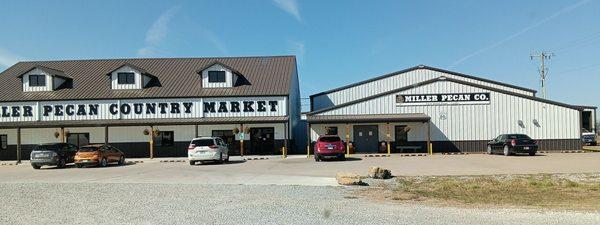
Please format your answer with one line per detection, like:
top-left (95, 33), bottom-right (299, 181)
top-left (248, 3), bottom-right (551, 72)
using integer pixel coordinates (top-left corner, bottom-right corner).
top-left (74, 144), bottom-right (126, 168)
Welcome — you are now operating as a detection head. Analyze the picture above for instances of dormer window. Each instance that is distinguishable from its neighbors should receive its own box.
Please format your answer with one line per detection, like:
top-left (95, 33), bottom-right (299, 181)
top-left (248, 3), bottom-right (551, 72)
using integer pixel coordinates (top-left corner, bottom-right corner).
top-left (18, 66), bottom-right (72, 92)
top-left (107, 63), bottom-right (157, 90)
top-left (117, 72), bottom-right (135, 85)
top-left (208, 71), bottom-right (226, 83)
top-left (29, 75), bottom-right (46, 87)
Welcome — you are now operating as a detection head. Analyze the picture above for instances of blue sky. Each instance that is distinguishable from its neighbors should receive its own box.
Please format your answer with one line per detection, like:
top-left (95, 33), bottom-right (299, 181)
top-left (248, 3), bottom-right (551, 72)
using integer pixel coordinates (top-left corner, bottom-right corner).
top-left (0, 0), bottom-right (599, 111)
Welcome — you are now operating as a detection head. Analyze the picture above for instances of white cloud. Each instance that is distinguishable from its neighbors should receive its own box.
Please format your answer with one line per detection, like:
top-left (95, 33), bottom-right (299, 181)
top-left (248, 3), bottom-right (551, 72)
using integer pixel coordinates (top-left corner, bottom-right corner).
top-left (450, 0), bottom-right (591, 67)
top-left (272, 0), bottom-right (302, 22)
top-left (138, 6), bottom-right (179, 56)
top-left (0, 48), bottom-right (23, 68)
top-left (288, 40), bottom-right (304, 64)
top-left (201, 28), bottom-right (229, 56)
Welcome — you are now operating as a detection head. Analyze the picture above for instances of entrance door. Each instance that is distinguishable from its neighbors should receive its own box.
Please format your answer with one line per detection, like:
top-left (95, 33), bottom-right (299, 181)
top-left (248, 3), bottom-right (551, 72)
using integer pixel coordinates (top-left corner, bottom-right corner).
top-left (395, 126), bottom-right (409, 146)
top-left (250, 127), bottom-right (275, 155)
top-left (212, 130), bottom-right (236, 155)
top-left (353, 125), bottom-right (379, 153)
top-left (67, 133), bottom-right (90, 148)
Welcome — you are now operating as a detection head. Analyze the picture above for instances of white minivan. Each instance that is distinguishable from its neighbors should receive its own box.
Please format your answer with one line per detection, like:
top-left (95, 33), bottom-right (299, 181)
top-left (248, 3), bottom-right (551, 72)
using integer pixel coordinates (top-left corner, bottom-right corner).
top-left (188, 137), bottom-right (229, 165)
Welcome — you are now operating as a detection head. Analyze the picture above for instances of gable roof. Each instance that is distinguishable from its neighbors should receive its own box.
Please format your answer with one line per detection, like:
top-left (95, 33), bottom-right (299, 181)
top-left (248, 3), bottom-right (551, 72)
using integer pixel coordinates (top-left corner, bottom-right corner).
top-left (0, 55), bottom-right (296, 102)
top-left (18, 65), bottom-right (73, 80)
top-left (309, 76), bottom-right (580, 115)
top-left (310, 65), bottom-right (537, 98)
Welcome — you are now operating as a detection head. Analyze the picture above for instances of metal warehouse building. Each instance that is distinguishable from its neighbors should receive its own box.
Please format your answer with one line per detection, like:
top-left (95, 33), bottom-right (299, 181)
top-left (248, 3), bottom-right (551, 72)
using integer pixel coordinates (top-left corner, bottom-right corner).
top-left (0, 56), bottom-right (301, 161)
top-left (307, 65), bottom-right (596, 153)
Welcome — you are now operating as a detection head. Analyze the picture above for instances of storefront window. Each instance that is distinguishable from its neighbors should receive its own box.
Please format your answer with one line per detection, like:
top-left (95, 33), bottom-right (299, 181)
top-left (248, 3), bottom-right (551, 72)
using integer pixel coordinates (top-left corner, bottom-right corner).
top-left (0, 135), bottom-right (7, 150)
top-left (325, 126), bottom-right (338, 135)
top-left (154, 131), bottom-right (174, 147)
top-left (67, 133), bottom-right (90, 147)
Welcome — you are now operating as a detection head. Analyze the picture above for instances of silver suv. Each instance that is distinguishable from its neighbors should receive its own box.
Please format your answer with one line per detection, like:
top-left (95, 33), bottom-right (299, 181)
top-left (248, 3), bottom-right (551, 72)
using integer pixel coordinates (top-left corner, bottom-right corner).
top-left (187, 137), bottom-right (229, 165)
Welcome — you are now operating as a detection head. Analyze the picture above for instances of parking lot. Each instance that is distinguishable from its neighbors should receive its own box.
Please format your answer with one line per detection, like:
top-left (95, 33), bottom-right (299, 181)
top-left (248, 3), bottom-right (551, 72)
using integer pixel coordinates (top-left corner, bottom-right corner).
top-left (2, 153), bottom-right (600, 186)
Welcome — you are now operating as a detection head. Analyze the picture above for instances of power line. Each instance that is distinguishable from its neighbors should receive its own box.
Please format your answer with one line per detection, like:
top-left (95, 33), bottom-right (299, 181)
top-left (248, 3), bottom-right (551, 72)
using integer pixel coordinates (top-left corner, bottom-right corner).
top-left (530, 52), bottom-right (554, 99)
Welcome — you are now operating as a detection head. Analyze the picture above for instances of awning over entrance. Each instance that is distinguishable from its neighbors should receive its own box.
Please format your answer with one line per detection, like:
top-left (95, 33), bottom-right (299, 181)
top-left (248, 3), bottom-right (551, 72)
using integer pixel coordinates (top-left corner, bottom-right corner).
top-left (0, 116), bottom-right (289, 128)
top-left (306, 113), bottom-right (430, 124)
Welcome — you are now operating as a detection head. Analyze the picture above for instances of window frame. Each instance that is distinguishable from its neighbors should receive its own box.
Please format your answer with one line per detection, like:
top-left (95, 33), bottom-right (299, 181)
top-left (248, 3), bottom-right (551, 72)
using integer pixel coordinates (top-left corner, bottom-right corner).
top-left (153, 131), bottom-right (175, 147)
top-left (0, 135), bottom-right (7, 150)
top-left (208, 71), bottom-right (226, 83)
top-left (117, 72), bottom-right (136, 85)
top-left (29, 75), bottom-right (46, 87)
top-left (67, 133), bottom-right (90, 148)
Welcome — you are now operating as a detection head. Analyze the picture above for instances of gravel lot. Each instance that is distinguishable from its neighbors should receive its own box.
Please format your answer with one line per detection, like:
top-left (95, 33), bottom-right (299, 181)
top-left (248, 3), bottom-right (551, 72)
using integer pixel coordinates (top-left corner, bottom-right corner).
top-left (1, 183), bottom-right (599, 225)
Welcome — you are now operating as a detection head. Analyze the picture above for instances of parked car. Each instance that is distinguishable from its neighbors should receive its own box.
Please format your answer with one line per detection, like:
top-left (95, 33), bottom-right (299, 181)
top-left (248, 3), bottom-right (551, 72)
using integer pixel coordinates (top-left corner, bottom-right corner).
top-left (30, 143), bottom-right (78, 169)
top-left (581, 128), bottom-right (597, 146)
top-left (314, 135), bottom-right (346, 161)
top-left (188, 137), bottom-right (229, 165)
top-left (487, 134), bottom-right (538, 156)
top-left (74, 144), bottom-right (125, 168)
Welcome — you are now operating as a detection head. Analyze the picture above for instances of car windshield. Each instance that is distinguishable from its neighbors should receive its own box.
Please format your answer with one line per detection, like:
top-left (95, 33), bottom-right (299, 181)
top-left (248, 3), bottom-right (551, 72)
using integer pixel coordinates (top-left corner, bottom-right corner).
top-left (319, 136), bottom-right (341, 142)
top-left (79, 146), bottom-right (100, 152)
top-left (33, 144), bottom-right (59, 152)
top-left (506, 134), bottom-right (531, 140)
top-left (192, 139), bottom-right (215, 146)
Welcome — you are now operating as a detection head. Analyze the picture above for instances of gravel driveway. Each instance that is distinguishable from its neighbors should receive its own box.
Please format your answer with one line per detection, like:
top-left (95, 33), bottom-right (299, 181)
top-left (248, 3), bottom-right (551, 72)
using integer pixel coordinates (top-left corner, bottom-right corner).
top-left (1, 183), bottom-right (599, 225)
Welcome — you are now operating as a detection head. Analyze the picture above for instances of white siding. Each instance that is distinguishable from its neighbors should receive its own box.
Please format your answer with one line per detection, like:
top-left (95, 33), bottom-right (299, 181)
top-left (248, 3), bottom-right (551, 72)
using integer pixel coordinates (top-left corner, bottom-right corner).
top-left (0, 129), bottom-right (18, 145)
top-left (312, 68), bottom-right (536, 110)
top-left (317, 80), bottom-right (580, 141)
top-left (22, 69), bottom-right (53, 92)
top-left (0, 96), bottom-right (287, 123)
top-left (109, 126), bottom-right (149, 143)
top-left (21, 128), bottom-right (61, 145)
top-left (201, 64), bottom-right (233, 88)
top-left (111, 66), bottom-right (143, 90)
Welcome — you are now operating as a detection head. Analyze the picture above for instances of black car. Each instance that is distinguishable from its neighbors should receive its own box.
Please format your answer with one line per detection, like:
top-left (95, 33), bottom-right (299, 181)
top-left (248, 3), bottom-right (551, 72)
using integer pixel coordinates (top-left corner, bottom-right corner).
top-left (487, 134), bottom-right (538, 156)
top-left (30, 143), bottom-right (79, 169)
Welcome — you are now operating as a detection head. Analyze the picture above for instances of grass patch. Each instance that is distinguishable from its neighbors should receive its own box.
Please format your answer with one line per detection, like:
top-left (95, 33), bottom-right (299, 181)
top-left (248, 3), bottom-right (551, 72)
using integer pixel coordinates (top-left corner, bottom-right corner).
top-left (359, 174), bottom-right (600, 210)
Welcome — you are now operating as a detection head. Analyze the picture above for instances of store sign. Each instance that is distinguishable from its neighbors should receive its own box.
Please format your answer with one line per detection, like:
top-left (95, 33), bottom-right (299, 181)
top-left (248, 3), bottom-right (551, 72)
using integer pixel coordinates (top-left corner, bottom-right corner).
top-left (0, 97), bottom-right (286, 123)
top-left (396, 93), bottom-right (490, 106)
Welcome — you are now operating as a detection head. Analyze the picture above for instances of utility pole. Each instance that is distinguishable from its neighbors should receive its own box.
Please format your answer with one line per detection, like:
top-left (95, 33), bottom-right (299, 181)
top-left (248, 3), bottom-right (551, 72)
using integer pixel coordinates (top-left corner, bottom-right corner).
top-left (530, 52), bottom-right (554, 99)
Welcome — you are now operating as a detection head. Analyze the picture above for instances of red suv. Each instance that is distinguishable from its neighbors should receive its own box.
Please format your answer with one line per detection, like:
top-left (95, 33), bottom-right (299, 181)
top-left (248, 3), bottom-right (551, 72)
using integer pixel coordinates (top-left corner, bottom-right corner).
top-left (314, 135), bottom-right (346, 161)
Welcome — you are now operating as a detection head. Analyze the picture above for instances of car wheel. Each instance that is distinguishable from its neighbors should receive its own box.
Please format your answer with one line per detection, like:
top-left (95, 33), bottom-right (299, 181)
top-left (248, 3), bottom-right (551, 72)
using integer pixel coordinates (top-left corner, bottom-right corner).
top-left (339, 154), bottom-right (346, 161)
top-left (592, 142), bottom-right (598, 146)
top-left (486, 145), bottom-right (492, 155)
top-left (189, 160), bottom-right (195, 166)
top-left (57, 158), bottom-right (66, 168)
top-left (529, 151), bottom-right (536, 156)
top-left (118, 156), bottom-right (125, 166)
top-left (76, 164), bottom-right (83, 168)
top-left (225, 155), bottom-right (229, 163)
top-left (503, 146), bottom-right (510, 156)
top-left (32, 164), bottom-right (41, 169)
top-left (100, 158), bottom-right (108, 167)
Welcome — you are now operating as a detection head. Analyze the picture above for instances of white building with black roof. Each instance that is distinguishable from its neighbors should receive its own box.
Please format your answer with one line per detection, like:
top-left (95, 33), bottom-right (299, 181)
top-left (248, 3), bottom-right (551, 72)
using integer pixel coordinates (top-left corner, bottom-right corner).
top-left (307, 65), bottom-right (596, 153)
top-left (0, 56), bottom-right (301, 160)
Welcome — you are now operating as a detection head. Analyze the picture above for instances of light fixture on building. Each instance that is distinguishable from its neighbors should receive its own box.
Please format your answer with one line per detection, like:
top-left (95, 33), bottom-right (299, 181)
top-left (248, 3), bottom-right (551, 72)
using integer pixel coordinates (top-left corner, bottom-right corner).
top-left (518, 120), bottom-right (525, 128)
top-left (533, 119), bottom-right (540, 127)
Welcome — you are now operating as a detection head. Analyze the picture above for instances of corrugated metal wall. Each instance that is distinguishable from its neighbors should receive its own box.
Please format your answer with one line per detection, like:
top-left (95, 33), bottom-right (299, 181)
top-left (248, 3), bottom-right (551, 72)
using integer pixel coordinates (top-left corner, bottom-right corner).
top-left (318, 80), bottom-right (580, 141)
top-left (313, 68), bottom-right (535, 110)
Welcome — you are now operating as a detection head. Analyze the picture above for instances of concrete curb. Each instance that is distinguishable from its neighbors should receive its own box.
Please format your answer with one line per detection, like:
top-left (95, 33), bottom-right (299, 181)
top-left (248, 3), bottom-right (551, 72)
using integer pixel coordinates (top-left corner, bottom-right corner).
top-left (0, 162), bottom-right (16, 166)
top-left (561, 150), bottom-right (586, 153)
top-left (159, 159), bottom-right (186, 163)
top-left (363, 154), bottom-right (391, 158)
top-left (126, 160), bottom-right (144, 164)
top-left (243, 157), bottom-right (270, 161)
top-left (399, 154), bottom-right (428, 157)
top-left (442, 152), bottom-right (469, 155)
